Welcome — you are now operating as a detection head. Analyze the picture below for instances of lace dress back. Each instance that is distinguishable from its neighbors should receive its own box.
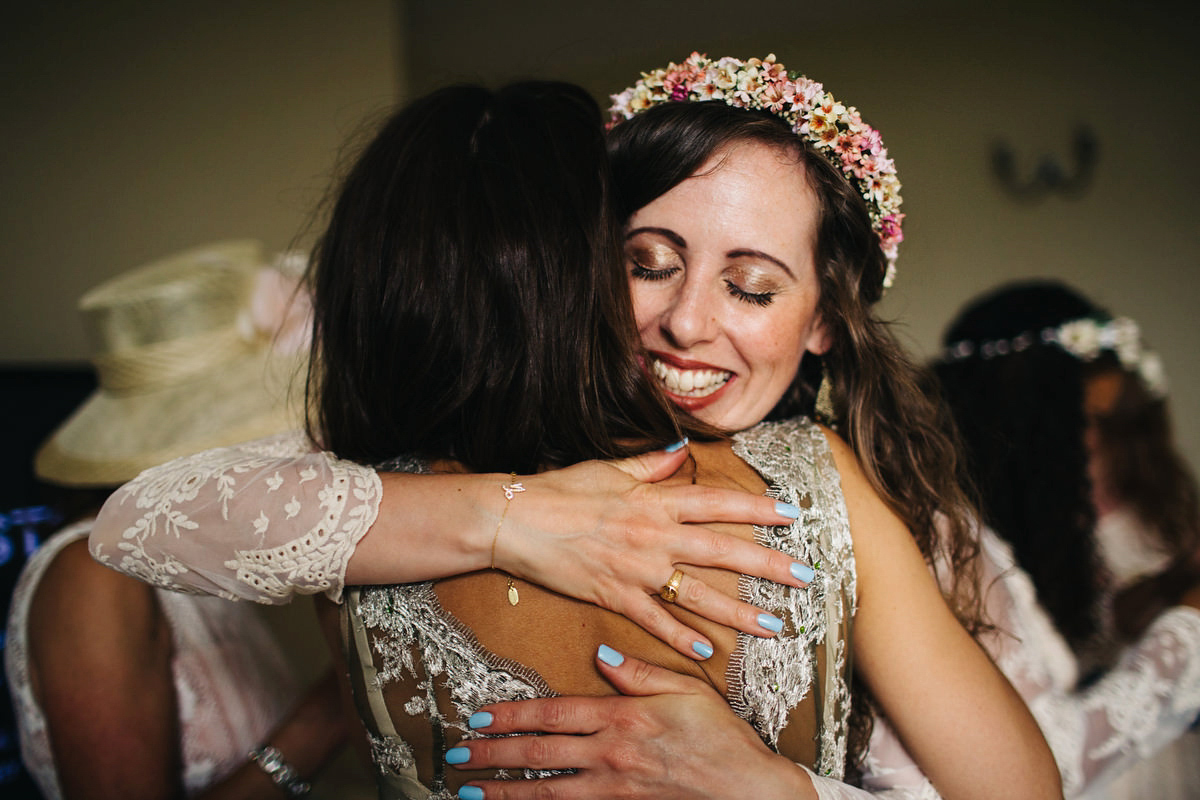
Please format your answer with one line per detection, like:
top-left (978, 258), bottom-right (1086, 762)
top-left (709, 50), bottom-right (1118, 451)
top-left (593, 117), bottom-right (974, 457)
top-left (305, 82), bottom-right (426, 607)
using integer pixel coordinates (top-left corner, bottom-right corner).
top-left (341, 419), bottom-right (857, 799)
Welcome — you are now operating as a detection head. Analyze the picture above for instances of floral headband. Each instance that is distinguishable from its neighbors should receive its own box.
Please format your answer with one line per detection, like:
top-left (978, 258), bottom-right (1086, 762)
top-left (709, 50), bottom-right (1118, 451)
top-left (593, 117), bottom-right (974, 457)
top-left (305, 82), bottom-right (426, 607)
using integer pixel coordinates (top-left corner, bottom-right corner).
top-left (942, 315), bottom-right (1168, 398)
top-left (609, 52), bottom-right (903, 290)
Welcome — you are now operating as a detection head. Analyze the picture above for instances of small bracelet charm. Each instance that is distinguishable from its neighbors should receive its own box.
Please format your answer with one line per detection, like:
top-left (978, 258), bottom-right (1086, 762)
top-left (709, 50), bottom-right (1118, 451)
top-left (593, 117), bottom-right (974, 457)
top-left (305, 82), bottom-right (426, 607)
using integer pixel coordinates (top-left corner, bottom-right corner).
top-left (249, 745), bottom-right (310, 797)
top-left (490, 472), bottom-right (525, 605)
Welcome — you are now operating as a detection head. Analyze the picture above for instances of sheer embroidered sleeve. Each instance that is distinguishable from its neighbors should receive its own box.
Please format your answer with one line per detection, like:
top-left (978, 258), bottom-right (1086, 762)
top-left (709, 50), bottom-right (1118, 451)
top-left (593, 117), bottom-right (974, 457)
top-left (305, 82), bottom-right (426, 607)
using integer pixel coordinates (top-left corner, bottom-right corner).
top-left (89, 431), bottom-right (382, 604)
top-left (859, 525), bottom-right (1200, 798)
top-left (1029, 606), bottom-right (1200, 794)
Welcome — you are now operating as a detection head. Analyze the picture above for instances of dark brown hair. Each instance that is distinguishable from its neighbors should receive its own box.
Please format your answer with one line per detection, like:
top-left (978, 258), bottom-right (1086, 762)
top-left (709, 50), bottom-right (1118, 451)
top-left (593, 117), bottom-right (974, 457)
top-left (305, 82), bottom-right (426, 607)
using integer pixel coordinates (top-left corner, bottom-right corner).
top-left (305, 82), bottom-right (696, 472)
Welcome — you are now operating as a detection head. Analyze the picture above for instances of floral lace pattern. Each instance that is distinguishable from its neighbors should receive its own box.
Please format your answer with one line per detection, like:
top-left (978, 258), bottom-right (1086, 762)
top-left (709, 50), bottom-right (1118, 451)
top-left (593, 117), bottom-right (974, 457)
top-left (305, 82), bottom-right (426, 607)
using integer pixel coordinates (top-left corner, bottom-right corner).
top-left (348, 418), bottom-right (856, 795)
top-left (89, 431), bottom-right (381, 603)
top-left (731, 419), bottom-right (857, 777)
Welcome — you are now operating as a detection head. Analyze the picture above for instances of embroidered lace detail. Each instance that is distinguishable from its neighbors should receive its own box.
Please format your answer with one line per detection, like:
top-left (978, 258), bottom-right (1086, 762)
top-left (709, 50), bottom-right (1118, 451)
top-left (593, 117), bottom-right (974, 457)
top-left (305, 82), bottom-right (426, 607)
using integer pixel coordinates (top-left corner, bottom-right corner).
top-left (357, 581), bottom-right (560, 786)
top-left (350, 418), bottom-right (857, 791)
top-left (732, 419), bottom-right (857, 778)
top-left (369, 732), bottom-right (416, 773)
top-left (862, 526), bottom-right (1200, 797)
top-left (89, 431), bottom-right (382, 603)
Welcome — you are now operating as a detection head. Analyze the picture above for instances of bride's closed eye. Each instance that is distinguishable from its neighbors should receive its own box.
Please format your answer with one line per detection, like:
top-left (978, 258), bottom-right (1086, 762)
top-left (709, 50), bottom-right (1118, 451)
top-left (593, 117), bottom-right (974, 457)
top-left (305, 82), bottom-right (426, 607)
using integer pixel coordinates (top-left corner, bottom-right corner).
top-left (628, 243), bottom-right (683, 282)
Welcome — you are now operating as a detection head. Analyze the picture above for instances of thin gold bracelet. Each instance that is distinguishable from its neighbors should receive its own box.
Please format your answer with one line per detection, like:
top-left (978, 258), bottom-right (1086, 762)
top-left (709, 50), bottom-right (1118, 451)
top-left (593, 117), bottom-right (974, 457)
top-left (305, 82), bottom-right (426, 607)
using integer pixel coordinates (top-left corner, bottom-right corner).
top-left (490, 472), bottom-right (525, 605)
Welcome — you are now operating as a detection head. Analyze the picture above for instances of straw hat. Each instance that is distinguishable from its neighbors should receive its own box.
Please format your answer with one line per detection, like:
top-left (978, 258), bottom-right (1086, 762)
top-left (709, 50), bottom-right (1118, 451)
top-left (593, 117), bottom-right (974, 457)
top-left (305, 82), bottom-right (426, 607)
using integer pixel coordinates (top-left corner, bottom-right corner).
top-left (35, 240), bottom-right (310, 487)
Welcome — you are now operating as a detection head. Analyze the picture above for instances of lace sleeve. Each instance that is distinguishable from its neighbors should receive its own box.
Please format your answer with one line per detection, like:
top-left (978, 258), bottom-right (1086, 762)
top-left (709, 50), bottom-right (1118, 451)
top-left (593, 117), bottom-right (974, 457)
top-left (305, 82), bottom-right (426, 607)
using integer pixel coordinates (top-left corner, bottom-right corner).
top-left (88, 431), bottom-right (382, 604)
top-left (1032, 607), bottom-right (1200, 794)
top-left (858, 525), bottom-right (1200, 799)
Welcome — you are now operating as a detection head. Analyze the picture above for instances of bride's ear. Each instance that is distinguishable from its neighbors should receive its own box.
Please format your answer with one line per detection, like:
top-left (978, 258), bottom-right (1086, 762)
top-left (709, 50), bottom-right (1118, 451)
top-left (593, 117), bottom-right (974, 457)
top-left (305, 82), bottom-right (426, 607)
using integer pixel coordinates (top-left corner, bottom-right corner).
top-left (805, 314), bottom-right (832, 356)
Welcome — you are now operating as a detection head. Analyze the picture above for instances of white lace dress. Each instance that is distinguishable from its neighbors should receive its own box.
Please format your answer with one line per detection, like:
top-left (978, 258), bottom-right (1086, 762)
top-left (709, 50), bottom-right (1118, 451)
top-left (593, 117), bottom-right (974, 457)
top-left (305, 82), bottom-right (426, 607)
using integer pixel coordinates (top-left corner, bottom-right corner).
top-left (7, 520), bottom-right (300, 798)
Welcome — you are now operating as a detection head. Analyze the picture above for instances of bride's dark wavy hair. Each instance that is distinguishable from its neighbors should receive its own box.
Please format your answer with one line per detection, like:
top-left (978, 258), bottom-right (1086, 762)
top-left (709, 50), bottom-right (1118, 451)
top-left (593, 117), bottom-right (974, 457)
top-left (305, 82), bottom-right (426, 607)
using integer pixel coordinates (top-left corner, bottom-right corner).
top-left (305, 82), bottom-right (699, 471)
top-left (608, 101), bottom-right (984, 776)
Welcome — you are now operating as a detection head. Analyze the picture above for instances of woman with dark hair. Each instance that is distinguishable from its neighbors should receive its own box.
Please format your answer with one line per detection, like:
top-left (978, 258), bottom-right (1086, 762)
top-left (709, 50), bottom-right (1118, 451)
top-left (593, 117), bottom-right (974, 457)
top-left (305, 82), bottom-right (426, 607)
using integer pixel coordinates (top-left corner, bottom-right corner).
top-left (923, 280), bottom-right (1200, 798)
top-left (90, 57), bottom-right (1058, 798)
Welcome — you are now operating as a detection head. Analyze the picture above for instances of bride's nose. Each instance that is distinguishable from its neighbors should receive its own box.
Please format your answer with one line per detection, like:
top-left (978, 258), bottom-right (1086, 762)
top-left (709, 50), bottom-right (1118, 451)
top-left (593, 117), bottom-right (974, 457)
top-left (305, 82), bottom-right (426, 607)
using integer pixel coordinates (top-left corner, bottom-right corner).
top-left (658, 277), bottom-right (719, 350)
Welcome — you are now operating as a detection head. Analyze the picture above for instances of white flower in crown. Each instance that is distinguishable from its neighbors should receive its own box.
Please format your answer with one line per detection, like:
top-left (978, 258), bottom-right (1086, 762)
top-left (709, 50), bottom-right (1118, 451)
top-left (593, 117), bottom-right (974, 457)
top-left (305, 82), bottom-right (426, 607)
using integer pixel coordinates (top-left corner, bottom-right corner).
top-left (609, 52), bottom-right (903, 290)
top-left (1056, 319), bottom-right (1103, 360)
top-left (1106, 317), bottom-right (1142, 367)
top-left (1139, 351), bottom-right (1168, 397)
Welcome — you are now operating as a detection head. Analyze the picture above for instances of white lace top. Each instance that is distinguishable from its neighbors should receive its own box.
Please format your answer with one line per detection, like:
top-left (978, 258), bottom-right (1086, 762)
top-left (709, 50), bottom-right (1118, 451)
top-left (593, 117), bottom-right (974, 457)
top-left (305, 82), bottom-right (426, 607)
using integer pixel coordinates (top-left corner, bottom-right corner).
top-left (85, 426), bottom-right (1200, 798)
top-left (6, 521), bottom-right (300, 798)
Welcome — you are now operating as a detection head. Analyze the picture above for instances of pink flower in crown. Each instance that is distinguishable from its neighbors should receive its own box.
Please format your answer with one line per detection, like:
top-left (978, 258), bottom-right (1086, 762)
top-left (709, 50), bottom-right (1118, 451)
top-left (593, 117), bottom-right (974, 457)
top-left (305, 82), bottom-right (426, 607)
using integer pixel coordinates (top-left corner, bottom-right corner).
top-left (662, 59), bottom-right (705, 95)
top-left (880, 214), bottom-right (904, 244)
top-left (758, 80), bottom-right (789, 112)
top-left (759, 55), bottom-right (788, 84)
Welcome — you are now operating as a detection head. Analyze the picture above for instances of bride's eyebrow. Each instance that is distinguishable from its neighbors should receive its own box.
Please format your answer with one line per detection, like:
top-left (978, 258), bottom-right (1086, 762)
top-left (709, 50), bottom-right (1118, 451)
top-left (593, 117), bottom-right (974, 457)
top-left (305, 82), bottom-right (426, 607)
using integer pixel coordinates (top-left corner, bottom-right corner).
top-left (625, 226), bottom-right (686, 248)
top-left (727, 248), bottom-right (794, 279)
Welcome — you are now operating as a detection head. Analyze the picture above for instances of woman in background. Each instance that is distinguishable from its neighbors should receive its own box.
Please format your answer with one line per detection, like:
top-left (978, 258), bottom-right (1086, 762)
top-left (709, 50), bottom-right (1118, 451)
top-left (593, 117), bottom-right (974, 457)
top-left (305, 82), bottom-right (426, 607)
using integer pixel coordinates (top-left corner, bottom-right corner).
top-left (6, 244), bottom-right (348, 799)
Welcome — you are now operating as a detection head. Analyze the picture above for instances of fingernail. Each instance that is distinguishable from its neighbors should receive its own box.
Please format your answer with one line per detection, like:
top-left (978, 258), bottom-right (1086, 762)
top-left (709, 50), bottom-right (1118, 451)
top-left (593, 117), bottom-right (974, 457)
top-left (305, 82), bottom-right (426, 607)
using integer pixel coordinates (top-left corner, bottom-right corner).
top-left (446, 746), bottom-right (471, 765)
top-left (791, 562), bottom-right (815, 583)
top-left (757, 613), bottom-right (784, 634)
top-left (775, 501), bottom-right (801, 519)
top-left (597, 643), bottom-right (625, 667)
top-left (692, 641), bottom-right (714, 659)
top-left (664, 437), bottom-right (689, 453)
top-left (459, 787), bottom-right (485, 800)
top-left (468, 711), bottom-right (494, 729)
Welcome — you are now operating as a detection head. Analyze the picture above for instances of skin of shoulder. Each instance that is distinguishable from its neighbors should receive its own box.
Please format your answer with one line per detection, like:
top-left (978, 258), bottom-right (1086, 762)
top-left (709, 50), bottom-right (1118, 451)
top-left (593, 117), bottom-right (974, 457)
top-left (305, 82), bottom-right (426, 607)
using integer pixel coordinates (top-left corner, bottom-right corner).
top-left (28, 537), bottom-right (182, 799)
top-left (817, 426), bottom-right (1063, 800)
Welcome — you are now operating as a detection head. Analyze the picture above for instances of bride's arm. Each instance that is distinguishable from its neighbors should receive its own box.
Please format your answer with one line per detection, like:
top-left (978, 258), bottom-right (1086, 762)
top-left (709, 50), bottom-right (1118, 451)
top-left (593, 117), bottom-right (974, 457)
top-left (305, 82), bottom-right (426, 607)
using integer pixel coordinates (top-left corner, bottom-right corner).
top-left (89, 433), bottom-right (810, 657)
top-left (830, 432), bottom-right (1062, 800)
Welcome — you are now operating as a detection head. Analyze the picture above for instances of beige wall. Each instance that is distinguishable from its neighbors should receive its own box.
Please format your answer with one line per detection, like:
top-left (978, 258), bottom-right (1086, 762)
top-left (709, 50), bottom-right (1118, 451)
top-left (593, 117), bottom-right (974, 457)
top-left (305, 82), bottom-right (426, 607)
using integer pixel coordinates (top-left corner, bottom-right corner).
top-left (0, 1), bottom-right (401, 363)
top-left (3, 1), bottom-right (1197, 469)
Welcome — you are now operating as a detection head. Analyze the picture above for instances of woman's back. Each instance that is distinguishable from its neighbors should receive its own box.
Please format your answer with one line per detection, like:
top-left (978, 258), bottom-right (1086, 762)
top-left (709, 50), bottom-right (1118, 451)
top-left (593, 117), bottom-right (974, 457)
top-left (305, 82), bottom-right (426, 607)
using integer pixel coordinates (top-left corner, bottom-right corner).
top-left (341, 419), bottom-right (856, 797)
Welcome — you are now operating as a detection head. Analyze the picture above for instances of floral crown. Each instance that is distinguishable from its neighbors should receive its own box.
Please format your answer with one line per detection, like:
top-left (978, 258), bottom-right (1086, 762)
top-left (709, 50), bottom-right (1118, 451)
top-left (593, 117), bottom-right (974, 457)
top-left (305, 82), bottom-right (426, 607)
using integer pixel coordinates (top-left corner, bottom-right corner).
top-left (942, 315), bottom-right (1168, 398)
top-left (609, 52), bottom-right (903, 291)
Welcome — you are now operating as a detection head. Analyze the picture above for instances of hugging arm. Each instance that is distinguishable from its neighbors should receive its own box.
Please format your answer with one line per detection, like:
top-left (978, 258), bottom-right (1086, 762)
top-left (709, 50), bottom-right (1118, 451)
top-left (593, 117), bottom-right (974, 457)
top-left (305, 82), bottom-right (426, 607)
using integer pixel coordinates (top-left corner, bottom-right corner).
top-left (89, 433), bottom-right (807, 657)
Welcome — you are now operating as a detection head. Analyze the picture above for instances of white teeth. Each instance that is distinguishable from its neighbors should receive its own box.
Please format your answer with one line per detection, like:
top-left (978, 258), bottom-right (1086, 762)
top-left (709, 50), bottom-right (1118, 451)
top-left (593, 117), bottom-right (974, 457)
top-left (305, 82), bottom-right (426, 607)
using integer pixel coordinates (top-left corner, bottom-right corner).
top-left (650, 357), bottom-right (732, 398)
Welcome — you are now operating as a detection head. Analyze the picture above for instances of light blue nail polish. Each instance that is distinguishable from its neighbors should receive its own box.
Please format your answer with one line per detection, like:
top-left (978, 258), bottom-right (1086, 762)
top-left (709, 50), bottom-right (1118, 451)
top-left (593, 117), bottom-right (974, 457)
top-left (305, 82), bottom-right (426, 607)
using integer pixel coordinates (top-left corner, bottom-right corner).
top-left (775, 501), bottom-right (802, 519)
top-left (459, 787), bottom-right (485, 800)
top-left (468, 711), bottom-right (494, 729)
top-left (446, 746), bottom-right (471, 765)
top-left (757, 613), bottom-right (784, 634)
top-left (692, 641), bottom-right (714, 659)
top-left (664, 437), bottom-right (689, 453)
top-left (791, 562), bottom-right (815, 583)
top-left (597, 643), bottom-right (625, 667)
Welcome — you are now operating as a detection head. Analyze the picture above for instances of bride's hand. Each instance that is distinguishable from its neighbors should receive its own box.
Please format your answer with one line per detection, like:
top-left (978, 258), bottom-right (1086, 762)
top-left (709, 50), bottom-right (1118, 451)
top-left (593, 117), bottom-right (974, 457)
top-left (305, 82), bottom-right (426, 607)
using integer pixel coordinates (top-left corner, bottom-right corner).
top-left (494, 443), bottom-right (812, 659)
top-left (448, 647), bottom-right (816, 800)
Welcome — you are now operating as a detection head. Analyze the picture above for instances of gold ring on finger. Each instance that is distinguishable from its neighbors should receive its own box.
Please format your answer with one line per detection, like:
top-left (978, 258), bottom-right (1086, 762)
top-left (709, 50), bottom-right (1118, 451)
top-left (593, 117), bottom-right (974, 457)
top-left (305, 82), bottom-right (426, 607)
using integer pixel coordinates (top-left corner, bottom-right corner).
top-left (659, 568), bottom-right (685, 604)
